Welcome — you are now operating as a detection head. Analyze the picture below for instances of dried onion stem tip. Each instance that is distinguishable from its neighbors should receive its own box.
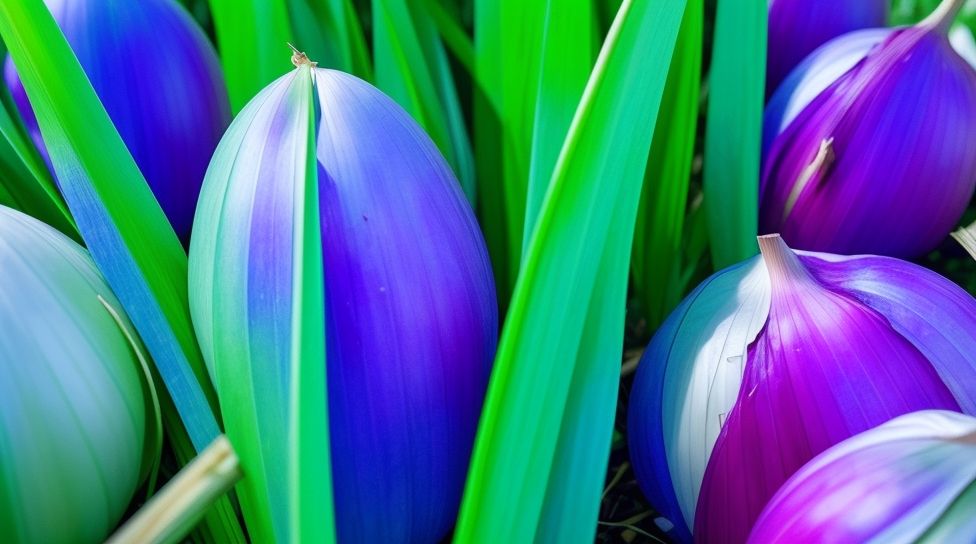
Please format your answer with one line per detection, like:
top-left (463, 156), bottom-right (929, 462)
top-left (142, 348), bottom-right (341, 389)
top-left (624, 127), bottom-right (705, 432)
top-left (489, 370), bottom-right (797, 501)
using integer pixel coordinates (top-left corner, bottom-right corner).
top-left (287, 43), bottom-right (317, 68)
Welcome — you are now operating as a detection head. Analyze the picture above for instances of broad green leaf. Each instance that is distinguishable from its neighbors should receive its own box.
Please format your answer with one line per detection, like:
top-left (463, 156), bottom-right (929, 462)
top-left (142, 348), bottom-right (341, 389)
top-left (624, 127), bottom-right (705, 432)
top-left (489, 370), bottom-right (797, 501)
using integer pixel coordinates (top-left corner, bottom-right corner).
top-left (289, 69), bottom-right (335, 544)
top-left (208, 0), bottom-right (294, 112)
top-left (0, 0), bottom-right (223, 461)
top-left (703, 0), bottom-right (765, 269)
top-left (474, 0), bottom-right (547, 301)
top-left (534, 212), bottom-right (632, 542)
top-left (286, 0), bottom-right (372, 80)
top-left (455, 0), bottom-right (686, 539)
top-left (522, 0), bottom-right (595, 250)
top-left (373, 0), bottom-right (476, 201)
top-left (0, 94), bottom-right (77, 240)
top-left (631, 0), bottom-right (702, 329)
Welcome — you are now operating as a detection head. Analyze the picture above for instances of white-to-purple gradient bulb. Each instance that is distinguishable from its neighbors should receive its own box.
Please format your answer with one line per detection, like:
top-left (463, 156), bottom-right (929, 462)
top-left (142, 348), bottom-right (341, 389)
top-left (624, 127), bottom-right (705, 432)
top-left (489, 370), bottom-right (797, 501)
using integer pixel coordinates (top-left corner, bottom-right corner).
top-left (751, 410), bottom-right (976, 543)
top-left (628, 235), bottom-right (976, 543)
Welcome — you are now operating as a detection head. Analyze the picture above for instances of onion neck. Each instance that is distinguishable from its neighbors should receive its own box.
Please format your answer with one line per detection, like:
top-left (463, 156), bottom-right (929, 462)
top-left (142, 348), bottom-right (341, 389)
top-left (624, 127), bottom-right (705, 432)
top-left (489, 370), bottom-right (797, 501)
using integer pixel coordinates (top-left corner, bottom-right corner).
top-left (758, 234), bottom-right (817, 290)
top-left (920, 0), bottom-right (966, 34)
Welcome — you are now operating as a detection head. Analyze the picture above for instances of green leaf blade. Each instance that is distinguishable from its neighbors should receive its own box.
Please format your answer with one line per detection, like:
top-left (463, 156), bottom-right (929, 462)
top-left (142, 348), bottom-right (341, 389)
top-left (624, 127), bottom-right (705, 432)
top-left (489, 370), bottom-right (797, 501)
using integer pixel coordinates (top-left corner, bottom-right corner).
top-left (522, 0), bottom-right (596, 252)
top-left (631, 0), bottom-right (703, 328)
top-left (289, 68), bottom-right (335, 544)
top-left (0, 94), bottom-right (77, 239)
top-left (474, 0), bottom-right (547, 300)
top-left (456, 0), bottom-right (687, 539)
top-left (286, 0), bottom-right (372, 80)
top-left (208, 0), bottom-right (294, 112)
top-left (703, 0), bottom-right (766, 268)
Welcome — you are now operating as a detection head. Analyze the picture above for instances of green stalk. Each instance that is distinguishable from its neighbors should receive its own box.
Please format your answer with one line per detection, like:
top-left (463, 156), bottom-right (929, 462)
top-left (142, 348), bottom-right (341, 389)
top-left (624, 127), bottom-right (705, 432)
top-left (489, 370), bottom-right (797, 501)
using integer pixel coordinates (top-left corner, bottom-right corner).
top-left (208, 0), bottom-right (294, 111)
top-left (285, 0), bottom-right (372, 80)
top-left (0, 92), bottom-right (77, 240)
top-left (455, 0), bottom-right (687, 539)
top-left (373, 0), bottom-right (476, 202)
top-left (522, 0), bottom-right (596, 251)
top-left (474, 0), bottom-right (547, 302)
top-left (703, 0), bottom-right (766, 269)
top-left (631, 0), bottom-right (703, 329)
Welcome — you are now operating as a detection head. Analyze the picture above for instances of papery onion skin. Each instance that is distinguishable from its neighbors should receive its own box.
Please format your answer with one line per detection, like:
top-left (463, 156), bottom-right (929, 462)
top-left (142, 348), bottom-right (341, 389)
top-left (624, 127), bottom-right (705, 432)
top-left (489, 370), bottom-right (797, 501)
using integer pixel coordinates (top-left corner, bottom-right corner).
top-left (4, 0), bottom-right (230, 243)
top-left (760, 19), bottom-right (976, 257)
top-left (749, 410), bottom-right (976, 543)
top-left (767, 0), bottom-right (887, 95)
top-left (628, 236), bottom-right (976, 542)
top-left (0, 205), bottom-right (147, 544)
top-left (189, 67), bottom-right (497, 543)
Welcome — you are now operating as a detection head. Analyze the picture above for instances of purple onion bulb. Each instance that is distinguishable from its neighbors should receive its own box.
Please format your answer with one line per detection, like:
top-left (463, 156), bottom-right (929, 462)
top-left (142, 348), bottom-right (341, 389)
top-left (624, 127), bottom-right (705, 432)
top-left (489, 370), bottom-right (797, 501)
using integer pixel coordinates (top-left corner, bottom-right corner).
top-left (750, 410), bottom-right (976, 543)
top-left (760, 0), bottom-right (976, 257)
top-left (4, 0), bottom-right (231, 243)
top-left (767, 0), bottom-right (887, 95)
top-left (628, 234), bottom-right (976, 542)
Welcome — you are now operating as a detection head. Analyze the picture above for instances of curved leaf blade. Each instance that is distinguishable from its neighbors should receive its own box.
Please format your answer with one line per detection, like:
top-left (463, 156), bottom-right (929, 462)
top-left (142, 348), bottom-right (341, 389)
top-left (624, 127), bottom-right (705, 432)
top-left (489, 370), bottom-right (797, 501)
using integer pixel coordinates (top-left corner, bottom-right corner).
top-left (703, 0), bottom-right (766, 268)
top-left (208, 0), bottom-right (294, 112)
top-left (286, 0), bottom-right (372, 80)
top-left (522, 0), bottom-right (595, 251)
top-left (631, 0), bottom-right (703, 329)
top-left (0, 89), bottom-right (77, 239)
top-left (456, 0), bottom-right (687, 539)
